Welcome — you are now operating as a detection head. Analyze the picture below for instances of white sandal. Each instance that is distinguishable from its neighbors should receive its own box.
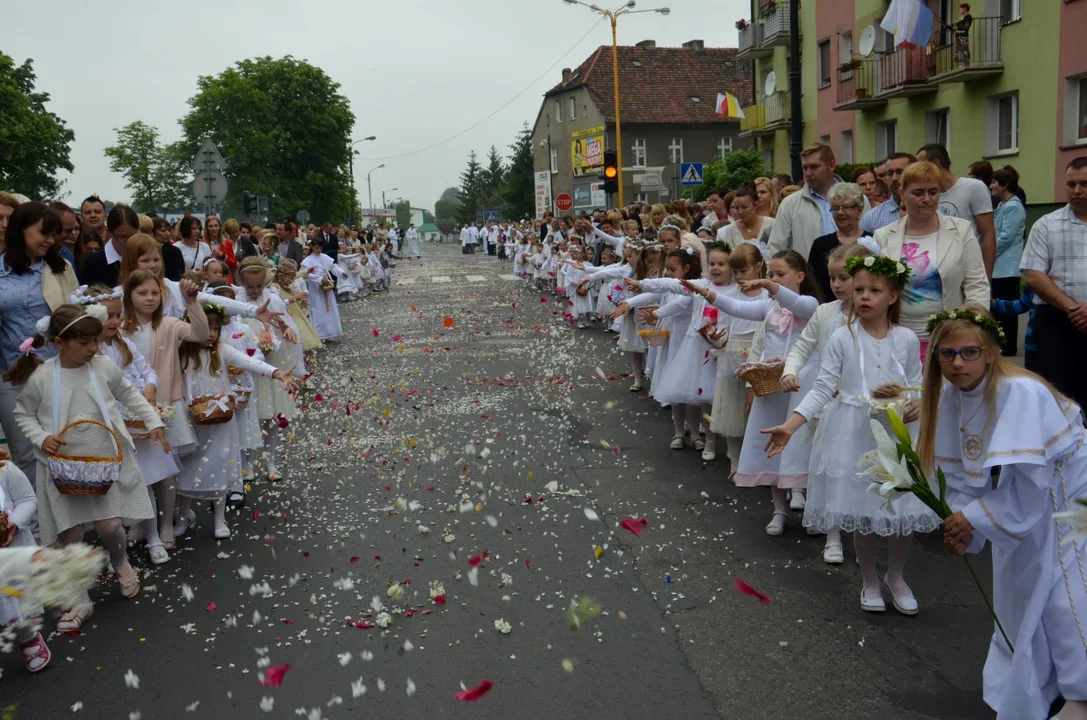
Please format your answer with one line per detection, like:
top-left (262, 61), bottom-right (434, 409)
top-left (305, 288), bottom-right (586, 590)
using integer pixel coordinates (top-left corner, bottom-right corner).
top-left (765, 511), bottom-right (788, 536)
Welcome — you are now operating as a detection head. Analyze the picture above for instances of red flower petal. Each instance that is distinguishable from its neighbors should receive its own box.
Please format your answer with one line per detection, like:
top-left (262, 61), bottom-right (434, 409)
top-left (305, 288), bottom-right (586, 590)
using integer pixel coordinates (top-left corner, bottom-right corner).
top-left (455, 680), bottom-right (494, 702)
top-left (467, 551), bottom-right (487, 567)
top-left (261, 663), bottom-right (292, 687)
top-left (734, 578), bottom-right (772, 604)
top-left (372, 328), bottom-right (380, 337)
top-left (444, 317), bottom-right (455, 328)
top-left (349, 556), bottom-right (359, 563)
top-left (205, 602), bottom-right (216, 612)
top-left (620, 517), bottom-right (648, 536)
top-left (391, 334), bottom-right (402, 342)
top-left (433, 594), bottom-right (446, 605)
top-left (524, 557), bottom-right (531, 569)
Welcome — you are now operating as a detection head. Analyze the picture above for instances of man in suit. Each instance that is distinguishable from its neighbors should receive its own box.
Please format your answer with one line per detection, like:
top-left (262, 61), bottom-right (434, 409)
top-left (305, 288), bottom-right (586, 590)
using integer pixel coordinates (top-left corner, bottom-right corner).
top-left (275, 221), bottom-right (303, 264)
top-left (319, 222), bottom-right (339, 261)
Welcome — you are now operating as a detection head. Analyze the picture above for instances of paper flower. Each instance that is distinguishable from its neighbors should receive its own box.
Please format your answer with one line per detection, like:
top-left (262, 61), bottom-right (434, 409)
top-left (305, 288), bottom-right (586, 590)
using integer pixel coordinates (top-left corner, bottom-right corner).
top-left (375, 612), bottom-right (392, 628)
top-left (494, 618), bottom-right (512, 634)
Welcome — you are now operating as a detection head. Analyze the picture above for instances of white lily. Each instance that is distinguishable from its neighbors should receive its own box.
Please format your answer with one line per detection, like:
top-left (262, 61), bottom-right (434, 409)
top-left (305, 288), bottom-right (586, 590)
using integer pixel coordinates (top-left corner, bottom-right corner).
top-left (1054, 498), bottom-right (1087, 543)
top-left (858, 419), bottom-right (913, 513)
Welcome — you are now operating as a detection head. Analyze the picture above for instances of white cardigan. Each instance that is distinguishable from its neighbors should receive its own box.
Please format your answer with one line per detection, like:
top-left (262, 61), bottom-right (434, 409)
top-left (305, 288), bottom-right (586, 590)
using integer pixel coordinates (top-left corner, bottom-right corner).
top-left (873, 215), bottom-right (990, 312)
top-left (783, 300), bottom-right (844, 378)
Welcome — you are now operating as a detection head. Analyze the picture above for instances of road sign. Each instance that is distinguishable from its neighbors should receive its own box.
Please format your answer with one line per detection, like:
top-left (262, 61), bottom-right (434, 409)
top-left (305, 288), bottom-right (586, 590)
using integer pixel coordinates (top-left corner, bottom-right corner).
top-left (680, 162), bottom-right (704, 187)
top-left (296, 210), bottom-right (311, 225)
top-left (554, 193), bottom-right (574, 212)
top-left (193, 139), bottom-right (227, 174)
top-left (192, 170), bottom-right (228, 206)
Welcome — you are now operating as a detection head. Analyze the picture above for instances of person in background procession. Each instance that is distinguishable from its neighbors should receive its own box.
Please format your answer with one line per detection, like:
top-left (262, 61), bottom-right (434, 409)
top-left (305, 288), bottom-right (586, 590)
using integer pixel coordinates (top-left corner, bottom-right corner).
top-left (989, 165), bottom-right (1026, 357)
top-left (79, 196), bottom-right (108, 245)
top-left (851, 166), bottom-right (883, 209)
top-left (0, 192), bottom-right (19, 253)
top-left (861, 152), bottom-right (916, 234)
top-left (173, 216), bottom-right (211, 275)
top-left (754, 177), bottom-right (779, 219)
top-left (151, 217), bottom-right (184, 281)
top-left (79, 204), bottom-right (140, 287)
top-left (47, 202), bottom-right (80, 269)
top-left (806, 183), bottom-right (878, 301)
top-left (203, 215), bottom-right (236, 275)
top-left (916, 143), bottom-right (995, 276)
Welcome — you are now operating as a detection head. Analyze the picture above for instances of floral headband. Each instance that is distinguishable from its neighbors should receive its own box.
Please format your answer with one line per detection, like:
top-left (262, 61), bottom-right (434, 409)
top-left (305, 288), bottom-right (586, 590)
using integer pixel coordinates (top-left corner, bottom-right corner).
top-left (707, 241), bottom-right (733, 254)
top-left (70, 285), bottom-right (123, 305)
top-left (183, 303), bottom-right (229, 326)
top-left (844, 255), bottom-right (912, 284)
top-left (925, 309), bottom-right (1007, 347)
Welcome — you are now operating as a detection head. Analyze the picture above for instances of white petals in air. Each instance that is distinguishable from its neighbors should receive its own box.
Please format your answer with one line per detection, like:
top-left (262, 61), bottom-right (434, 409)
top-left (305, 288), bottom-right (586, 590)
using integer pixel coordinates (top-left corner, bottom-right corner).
top-left (583, 507), bottom-right (600, 522)
top-left (259, 697), bottom-right (274, 713)
top-left (406, 678), bottom-right (417, 697)
top-left (124, 669), bottom-right (140, 689)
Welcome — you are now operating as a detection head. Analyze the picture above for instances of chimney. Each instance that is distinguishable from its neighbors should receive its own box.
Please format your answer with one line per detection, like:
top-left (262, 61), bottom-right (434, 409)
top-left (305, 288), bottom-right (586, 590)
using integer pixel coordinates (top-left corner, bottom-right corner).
top-left (561, 67), bottom-right (572, 83)
top-left (635, 39), bottom-right (656, 49)
top-left (682, 39), bottom-right (705, 52)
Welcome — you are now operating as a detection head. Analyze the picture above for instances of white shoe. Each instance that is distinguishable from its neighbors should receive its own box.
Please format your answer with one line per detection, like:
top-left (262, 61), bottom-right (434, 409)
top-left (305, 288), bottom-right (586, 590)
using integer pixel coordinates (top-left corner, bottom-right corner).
top-left (701, 450), bottom-right (716, 462)
top-left (822, 542), bottom-right (844, 564)
top-left (789, 490), bottom-right (806, 511)
top-left (148, 543), bottom-right (170, 565)
top-left (214, 521), bottom-right (231, 540)
top-left (174, 509), bottom-right (197, 538)
top-left (860, 586), bottom-right (887, 612)
top-left (629, 383), bottom-right (643, 392)
top-left (765, 512), bottom-right (787, 536)
top-left (693, 437), bottom-right (706, 451)
top-left (669, 435), bottom-right (685, 450)
top-left (883, 576), bottom-right (919, 616)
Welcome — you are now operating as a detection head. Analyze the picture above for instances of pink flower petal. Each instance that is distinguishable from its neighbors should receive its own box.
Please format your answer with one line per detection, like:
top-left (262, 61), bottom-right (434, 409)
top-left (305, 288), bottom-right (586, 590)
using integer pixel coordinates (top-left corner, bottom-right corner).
top-left (734, 578), bottom-right (772, 604)
top-left (455, 679), bottom-right (494, 702)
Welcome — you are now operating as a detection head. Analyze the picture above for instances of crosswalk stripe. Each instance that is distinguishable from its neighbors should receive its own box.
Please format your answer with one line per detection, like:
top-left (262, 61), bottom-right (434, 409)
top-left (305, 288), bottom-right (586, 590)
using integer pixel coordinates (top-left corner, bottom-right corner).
top-left (431, 276), bottom-right (452, 283)
top-left (499, 274), bottom-right (520, 281)
top-left (466, 275), bottom-right (486, 282)
top-left (398, 278), bottom-right (417, 285)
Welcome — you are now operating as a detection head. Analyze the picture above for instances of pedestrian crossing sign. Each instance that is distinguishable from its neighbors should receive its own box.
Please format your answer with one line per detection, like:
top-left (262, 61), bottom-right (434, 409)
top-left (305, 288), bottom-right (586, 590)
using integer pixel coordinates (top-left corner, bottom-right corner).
top-left (680, 162), bottom-right (704, 187)
top-left (486, 211), bottom-right (498, 222)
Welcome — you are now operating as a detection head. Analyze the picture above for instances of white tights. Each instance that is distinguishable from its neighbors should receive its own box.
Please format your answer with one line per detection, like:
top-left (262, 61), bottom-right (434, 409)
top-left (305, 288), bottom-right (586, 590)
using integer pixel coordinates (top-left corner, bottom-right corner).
top-left (60, 518), bottom-right (129, 608)
top-left (630, 352), bottom-right (646, 386)
top-left (854, 532), bottom-right (913, 590)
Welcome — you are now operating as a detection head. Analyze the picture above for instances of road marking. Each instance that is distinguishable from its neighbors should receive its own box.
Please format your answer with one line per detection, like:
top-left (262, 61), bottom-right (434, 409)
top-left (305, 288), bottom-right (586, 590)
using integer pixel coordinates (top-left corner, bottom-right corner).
top-left (466, 275), bottom-right (486, 282)
top-left (499, 274), bottom-right (520, 281)
top-left (432, 276), bottom-right (452, 283)
top-left (398, 278), bottom-right (417, 285)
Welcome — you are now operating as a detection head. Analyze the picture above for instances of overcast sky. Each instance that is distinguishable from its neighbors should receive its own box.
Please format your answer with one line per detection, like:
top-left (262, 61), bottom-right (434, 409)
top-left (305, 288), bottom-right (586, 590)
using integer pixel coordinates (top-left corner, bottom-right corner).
top-left (6, 0), bottom-right (747, 214)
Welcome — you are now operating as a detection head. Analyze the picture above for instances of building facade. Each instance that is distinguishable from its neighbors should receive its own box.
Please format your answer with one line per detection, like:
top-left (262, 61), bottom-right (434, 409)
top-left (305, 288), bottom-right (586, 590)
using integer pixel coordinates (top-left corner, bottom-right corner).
top-left (531, 40), bottom-right (752, 214)
top-left (737, 0), bottom-right (1087, 205)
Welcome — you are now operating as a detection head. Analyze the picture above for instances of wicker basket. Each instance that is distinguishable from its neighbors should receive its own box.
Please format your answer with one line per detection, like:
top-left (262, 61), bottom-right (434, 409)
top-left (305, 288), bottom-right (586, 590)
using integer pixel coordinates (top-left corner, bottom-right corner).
top-left (189, 393), bottom-right (235, 425)
top-left (231, 387), bottom-right (252, 410)
top-left (123, 404), bottom-right (175, 440)
top-left (48, 419), bottom-right (123, 496)
top-left (575, 282), bottom-right (590, 297)
top-left (737, 358), bottom-right (786, 397)
top-left (320, 279), bottom-right (334, 292)
top-left (637, 328), bottom-right (670, 347)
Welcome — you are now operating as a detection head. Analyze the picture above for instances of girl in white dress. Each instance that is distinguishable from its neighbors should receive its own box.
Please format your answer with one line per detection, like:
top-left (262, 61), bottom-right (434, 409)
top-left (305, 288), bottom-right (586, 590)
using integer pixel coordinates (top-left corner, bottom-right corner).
top-left (779, 243), bottom-right (868, 563)
top-left (685, 250), bottom-right (820, 536)
top-left (81, 285), bottom-right (181, 565)
top-left (300, 237), bottom-right (348, 341)
top-left (563, 246), bottom-right (595, 329)
top-left (710, 243), bottom-right (765, 470)
top-left (175, 304), bottom-right (299, 539)
top-left (591, 248), bottom-right (620, 325)
top-left (10, 304), bottom-right (166, 630)
top-left (608, 244), bottom-right (663, 391)
top-left (763, 256), bottom-right (938, 615)
top-left (925, 309), bottom-right (1087, 720)
top-left (0, 460), bottom-right (51, 672)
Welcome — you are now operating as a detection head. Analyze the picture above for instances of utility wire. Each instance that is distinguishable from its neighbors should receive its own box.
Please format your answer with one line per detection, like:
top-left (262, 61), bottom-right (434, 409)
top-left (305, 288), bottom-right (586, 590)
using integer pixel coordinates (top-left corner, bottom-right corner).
top-left (356, 16), bottom-right (606, 162)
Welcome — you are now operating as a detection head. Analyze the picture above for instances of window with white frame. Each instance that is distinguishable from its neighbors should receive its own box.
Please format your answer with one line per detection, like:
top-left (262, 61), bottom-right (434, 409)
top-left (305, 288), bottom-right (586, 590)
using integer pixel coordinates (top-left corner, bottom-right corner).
top-left (569, 97), bottom-right (576, 120)
top-left (875, 120), bottom-right (897, 159)
top-left (926, 109), bottom-right (950, 150)
top-left (550, 148), bottom-right (558, 174)
top-left (668, 138), bottom-right (683, 164)
top-left (839, 32), bottom-right (853, 67)
top-left (555, 100), bottom-right (562, 123)
top-left (1000, 0), bottom-right (1021, 25)
top-left (634, 192), bottom-right (648, 204)
top-left (717, 137), bottom-right (732, 160)
top-left (1065, 75), bottom-right (1087, 146)
top-left (818, 40), bottom-right (832, 88)
top-left (840, 130), bottom-right (854, 164)
top-left (1079, 77), bottom-right (1087, 142)
top-left (987, 92), bottom-right (1019, 154)
top-left (762, 148), bottom-right (774, 172)
top-left (632, 138), bottom-right (647, 167)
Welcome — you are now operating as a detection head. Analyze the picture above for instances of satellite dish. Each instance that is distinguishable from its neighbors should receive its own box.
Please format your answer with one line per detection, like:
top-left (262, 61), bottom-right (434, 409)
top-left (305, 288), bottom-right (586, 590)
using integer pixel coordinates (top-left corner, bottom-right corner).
top-left (763, 71), bottom-right (777, 97)
top-left (859, 25), bottom-right (877, 57)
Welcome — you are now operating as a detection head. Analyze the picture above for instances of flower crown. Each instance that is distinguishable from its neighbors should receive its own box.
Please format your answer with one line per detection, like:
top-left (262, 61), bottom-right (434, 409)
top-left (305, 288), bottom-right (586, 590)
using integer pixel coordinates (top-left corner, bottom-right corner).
top-left (183, 303), bottom-right (229, 326)
top-left (925, 309), bottom-right (1007, 347)
top-left (844, 255), bottom-right (912, 284)
top-left (707, 241), bottom-right (733, 254)
top-left (70, 285), bottom-right (123, 305)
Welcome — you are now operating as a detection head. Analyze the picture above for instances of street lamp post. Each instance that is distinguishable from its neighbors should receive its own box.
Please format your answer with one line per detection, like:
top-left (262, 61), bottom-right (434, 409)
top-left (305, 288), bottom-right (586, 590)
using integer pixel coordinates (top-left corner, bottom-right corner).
top-left (348, 136), bottom-right (376, 226)
top-left (367, 164), bottom-right (385, 227)
top-left (382, 188), bottom-right (398, 208)
top-left (562, 0), bottom-right (669, 209)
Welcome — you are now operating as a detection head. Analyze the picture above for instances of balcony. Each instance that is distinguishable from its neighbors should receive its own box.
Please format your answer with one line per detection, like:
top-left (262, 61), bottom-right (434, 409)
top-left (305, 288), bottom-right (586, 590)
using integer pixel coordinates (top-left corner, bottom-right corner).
top-left (927, 16), bottom-right (1004, 83)
top-left (736, 22), bottom-right (771, 60)
top-left (760, 1), bottom-right (794, 48)
top-left (739, 91), bottom-right (791, 137)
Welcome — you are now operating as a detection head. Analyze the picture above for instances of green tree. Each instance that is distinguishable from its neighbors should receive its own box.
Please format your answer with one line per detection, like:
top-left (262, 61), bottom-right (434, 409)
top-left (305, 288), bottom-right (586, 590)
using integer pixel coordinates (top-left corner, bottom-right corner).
top-left (435, 185), bottom-right (461, 223)
top-left (179, 55), bottom-right (355, 223)
top-left (481, 145), bottom-right (505, 194)
top-left (0, 53), bottom-right (74, 200)
top-left (502, 123), bottom-right (534, 220)
top-left (393, 199), bottom-right (411, 227)
top-left (686, 148), bottom-right (767, 201)
top-left (104, 121), bottom-right (194, 212)
top-left (422, 209), bottom-right (436, 225)
top-left (456, 152), bottom-right (483, 224)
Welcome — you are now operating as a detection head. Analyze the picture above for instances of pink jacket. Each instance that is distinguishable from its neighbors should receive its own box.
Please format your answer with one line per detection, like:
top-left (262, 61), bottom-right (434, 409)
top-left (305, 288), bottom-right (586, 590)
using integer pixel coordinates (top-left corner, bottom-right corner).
top-left (146, 300), bottom-right (210, 403)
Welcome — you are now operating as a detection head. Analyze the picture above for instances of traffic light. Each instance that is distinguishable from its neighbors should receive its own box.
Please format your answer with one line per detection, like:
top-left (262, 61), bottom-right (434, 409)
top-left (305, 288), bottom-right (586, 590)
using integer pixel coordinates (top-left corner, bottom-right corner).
top-left (242, 192), bottom-right (257, 215)
top-left (601, 151), bottom-right (619, 195)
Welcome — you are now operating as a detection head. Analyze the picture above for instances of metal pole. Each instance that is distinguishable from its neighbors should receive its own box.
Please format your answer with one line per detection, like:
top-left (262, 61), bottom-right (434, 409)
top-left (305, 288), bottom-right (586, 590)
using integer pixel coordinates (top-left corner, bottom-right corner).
top-left (547, 134), bottom-right (554, 213)
top-left (382, 191), bottom-right (386, 208)
top-left (367, 172), bottom-right (373, 228)
top-left (610, 15), bottom-right (625, 209)
top-left (349, 152), bottom-right (356, 226)
top-left (788, 0), bottom-right (803, 183)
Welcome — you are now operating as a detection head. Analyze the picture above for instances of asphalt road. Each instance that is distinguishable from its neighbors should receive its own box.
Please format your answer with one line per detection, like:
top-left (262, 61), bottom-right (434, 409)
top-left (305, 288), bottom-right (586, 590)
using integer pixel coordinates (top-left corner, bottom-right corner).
top-left (0, 244), bottom-right (996, 719)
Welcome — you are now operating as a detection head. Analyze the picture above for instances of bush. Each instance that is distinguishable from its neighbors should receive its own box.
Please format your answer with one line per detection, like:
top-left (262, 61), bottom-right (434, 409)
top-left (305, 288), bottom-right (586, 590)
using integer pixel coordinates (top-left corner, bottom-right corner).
top-left (684, 148), bottom-right (768, 202)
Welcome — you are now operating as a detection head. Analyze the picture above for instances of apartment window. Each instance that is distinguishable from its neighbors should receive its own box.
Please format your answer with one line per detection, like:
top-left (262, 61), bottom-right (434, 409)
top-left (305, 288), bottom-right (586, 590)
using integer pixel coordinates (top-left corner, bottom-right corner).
top-left (555, 100), bottom-right (562, 123)
top-left (634, 192), bottom-right (648, 204)
top-left (546, 114), bottom-right (550, 127)
top-left (875, 120), bottom-right (897, 159)
top-left (818, 39), bottom-right (832, 88)
top-left (717, 137), bottom-right (732, 159)
top-left (1066, 75), bottom-right (1087, 145)
top-left (762, 148), bottom-right (774, 172)
top-left (632, 138), bottom-right (647, 167)
top-left (668, 138), bottom-right (684, 164)
top-left (570, 97), bottom-right (577, 120)
top-left (926, 109), bottom-right (951, 150)
top-left (840, 130), bottom-right (854, 164)
top-left (1000, 0), bottom-right (1021, 24)
top-left (987, 92), bottom-right (1019, 154)
top-left (550, 148), bottom-right (558, 174)
top-left (839, 32), bottom-right (854, 81)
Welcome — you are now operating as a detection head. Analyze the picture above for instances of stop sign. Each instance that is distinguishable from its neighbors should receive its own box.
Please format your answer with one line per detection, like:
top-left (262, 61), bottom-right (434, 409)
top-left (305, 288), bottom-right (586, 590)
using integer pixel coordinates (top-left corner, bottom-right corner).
top-left (555, 193), bottom-right (574, 212)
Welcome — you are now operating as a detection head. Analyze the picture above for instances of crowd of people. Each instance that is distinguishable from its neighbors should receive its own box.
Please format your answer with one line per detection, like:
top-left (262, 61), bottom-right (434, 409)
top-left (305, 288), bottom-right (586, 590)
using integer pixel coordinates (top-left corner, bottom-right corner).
top-left (480, 143), bottom-right (1087, 720)
top-left (0, 192), bottom-right (411, 675)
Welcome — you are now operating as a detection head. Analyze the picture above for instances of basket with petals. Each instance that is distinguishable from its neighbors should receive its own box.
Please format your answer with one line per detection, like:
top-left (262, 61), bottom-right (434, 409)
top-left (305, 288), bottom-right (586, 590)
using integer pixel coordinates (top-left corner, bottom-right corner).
top-left (188, 393), bottom-right (235, 425)
top-left (320, 278), bottom-right (334, 292)
top-left (575, 281), bottom-right (590, 297)
top-left (637, 328), bottom-right (670, 347)
top-left (231, 385), bottom-right (252, 409)
top-left (737, 357), bottom-right (785, 396)
top-left (123, 403), bottom-right (175, 440)
top-left (48, 419), bottom-right (123, 496)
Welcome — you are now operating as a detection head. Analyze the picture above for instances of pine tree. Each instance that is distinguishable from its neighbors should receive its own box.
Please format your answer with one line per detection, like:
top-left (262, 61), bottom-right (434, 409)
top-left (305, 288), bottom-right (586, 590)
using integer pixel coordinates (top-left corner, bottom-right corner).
top-left (502, 123), bottom-right (534, 220)
top-left (456, 151), bottom-right (483, 225)
top-left (482, 145), bottom-right (505, 194)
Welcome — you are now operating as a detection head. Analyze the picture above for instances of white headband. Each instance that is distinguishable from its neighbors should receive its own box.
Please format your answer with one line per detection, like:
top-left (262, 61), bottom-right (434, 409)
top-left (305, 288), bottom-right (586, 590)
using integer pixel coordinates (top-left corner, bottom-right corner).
top-left (659, 224), bottom-right (682, 233)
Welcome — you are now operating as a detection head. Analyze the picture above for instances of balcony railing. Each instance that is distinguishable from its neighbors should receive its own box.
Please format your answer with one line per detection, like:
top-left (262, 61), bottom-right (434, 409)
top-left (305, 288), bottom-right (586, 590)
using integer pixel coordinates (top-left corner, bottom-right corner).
top-left (927, 15), bottom-right (1003, 81)
top-left (736, 22), bottom-right (769, 60)
top-left (739, 91), bottom-right (791, 134)
top-left (760, 1), bottom-right (793, 47)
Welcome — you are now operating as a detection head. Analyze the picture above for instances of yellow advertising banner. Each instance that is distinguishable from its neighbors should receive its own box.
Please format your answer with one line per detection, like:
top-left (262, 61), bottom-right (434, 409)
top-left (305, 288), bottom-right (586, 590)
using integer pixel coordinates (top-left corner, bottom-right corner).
top-left (571, 126), bottom-right (605, 177)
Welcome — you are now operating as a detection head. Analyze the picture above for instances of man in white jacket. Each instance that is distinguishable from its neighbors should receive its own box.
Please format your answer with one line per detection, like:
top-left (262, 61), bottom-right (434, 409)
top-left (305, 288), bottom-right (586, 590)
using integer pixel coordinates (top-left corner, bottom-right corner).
top-left (767, 144), bottom-right (869, 260)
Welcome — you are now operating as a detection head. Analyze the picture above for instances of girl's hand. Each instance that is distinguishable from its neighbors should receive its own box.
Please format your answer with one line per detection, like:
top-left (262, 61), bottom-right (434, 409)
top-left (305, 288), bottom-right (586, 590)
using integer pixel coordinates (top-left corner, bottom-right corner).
top-left (296, 291), bottom-right (309, 302)
top-left (273, 370), bottom-right (302, 394)
top-left (42, 435), bottom-right (66, 454)
top-left (149, 427), bottom-right (172, 454)
top-left (780, 374), bottom-right (800, 393)
top-left (609, 303), bottom-right (630, 321)
top-left (943, 511), bottom-right (974, 555)
top-left (639, 310), bottom-right (659, 324)
top-left (739, 279), bottom-right (775, 293)
top-left (681, 279), bottom-right (708, 296)
top-left (141, 385), bottom-right (157, 404)
top-left (570, 261), bottom-right (584, 271)
top-left (745, 388), bottom-right (754, 416)
top-left (254, 298), bottom-right (281, 326)
top-left (179, 278), bottom-right (201, 300)
top-left (871, 383), bottom-right (905, 399)
top-left (761, 424), bottom-right (794, 458)
top-left (283, 327), bottom-right (298, 344)
top-left (623, 277), bottom-right (641, 291)
top-left (904, 399), bottom-right (921, 424)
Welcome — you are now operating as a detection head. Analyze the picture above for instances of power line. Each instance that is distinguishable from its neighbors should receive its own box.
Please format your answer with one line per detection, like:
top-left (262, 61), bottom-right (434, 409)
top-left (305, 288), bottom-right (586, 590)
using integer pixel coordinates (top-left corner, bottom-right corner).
top-left (356, 16), bottom-right (606, 162)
